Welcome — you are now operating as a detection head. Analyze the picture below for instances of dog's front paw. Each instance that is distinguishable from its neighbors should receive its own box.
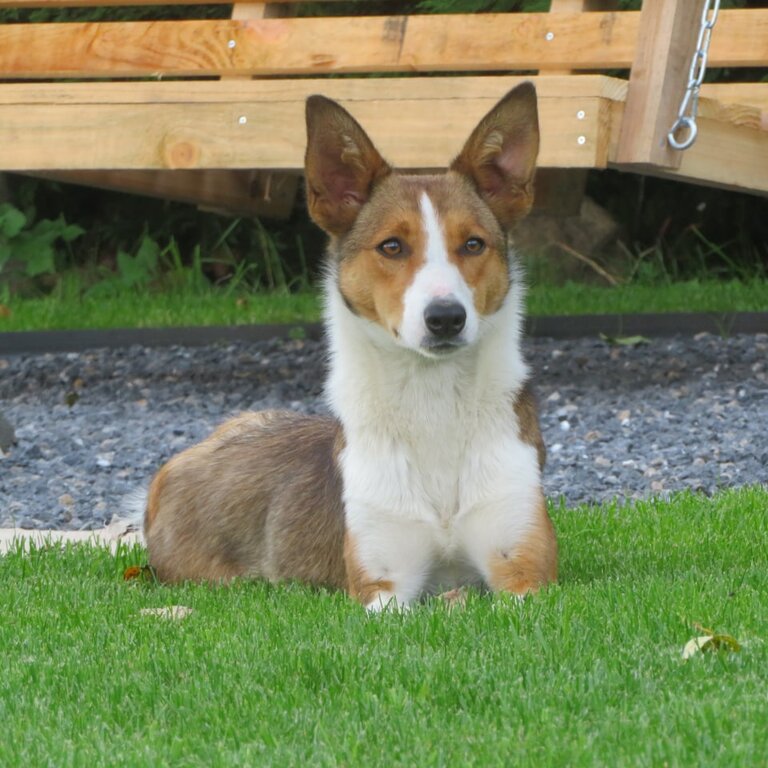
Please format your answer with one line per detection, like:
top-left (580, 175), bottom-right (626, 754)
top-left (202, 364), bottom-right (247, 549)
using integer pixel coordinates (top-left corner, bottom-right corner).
top-left (365, 592), bottom-right (412, 614)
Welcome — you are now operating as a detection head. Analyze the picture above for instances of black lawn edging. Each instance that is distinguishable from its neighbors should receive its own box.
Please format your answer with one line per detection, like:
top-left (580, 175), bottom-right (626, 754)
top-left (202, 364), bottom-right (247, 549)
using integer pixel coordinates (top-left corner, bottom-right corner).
top-left (1, 312), bottom-right (766, 355)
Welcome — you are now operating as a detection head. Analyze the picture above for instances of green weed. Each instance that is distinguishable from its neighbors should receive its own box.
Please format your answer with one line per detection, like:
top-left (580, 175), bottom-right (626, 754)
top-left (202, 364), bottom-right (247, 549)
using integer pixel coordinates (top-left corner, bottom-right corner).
top-left (0, 202), bottom-right (84, 280)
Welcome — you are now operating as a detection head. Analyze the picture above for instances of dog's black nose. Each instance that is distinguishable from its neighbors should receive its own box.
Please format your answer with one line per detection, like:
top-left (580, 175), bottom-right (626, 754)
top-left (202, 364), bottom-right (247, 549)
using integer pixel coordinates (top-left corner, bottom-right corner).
top-left (424, 299), bottom-right (466, 339)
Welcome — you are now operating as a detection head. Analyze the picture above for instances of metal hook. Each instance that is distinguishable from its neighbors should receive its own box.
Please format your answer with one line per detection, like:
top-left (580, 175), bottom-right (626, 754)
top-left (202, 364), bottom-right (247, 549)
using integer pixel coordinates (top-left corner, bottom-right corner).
top-left (668, 117), bottom-right (698, 151)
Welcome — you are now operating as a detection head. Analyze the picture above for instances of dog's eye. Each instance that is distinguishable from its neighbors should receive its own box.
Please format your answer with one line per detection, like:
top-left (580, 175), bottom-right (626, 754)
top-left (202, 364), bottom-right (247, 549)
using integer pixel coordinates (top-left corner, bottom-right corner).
top-left (376, 238), bottom-right (404, 258)
top-left (462, 237), bottom-right (486, 255)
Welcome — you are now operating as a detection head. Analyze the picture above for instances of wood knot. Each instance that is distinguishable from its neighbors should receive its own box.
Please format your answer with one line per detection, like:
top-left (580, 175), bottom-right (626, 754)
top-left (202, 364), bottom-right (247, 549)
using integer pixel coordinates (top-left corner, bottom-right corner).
top-left (162, 139), bottom-right (200, 169)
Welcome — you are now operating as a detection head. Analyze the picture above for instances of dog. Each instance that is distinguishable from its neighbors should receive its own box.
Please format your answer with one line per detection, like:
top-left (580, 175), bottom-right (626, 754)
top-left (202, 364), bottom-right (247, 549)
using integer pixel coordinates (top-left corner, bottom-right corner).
top-left (142, 82), bottom-right (557, 610)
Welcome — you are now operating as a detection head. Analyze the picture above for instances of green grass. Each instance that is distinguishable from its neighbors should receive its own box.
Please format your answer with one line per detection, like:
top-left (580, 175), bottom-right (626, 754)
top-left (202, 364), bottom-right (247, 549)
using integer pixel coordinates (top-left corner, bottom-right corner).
top-left (1, 486), bottom-right (766, 767)
top-left (1, 287), bottom-right (323, 332)
top-left (2, 277), bottom-right (767, 333)
top-left (527, 278), bottom-right (768, 318)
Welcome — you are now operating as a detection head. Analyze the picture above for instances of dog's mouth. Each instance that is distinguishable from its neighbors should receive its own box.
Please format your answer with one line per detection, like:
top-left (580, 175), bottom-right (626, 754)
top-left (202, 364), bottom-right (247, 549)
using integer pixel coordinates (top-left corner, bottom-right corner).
top-left (419, 338), bottom-right (468, 356)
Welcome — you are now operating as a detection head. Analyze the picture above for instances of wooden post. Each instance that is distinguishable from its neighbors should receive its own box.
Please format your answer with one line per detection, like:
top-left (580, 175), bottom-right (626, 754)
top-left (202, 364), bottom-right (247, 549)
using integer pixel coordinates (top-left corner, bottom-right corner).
top-left (535, 0), bottom-right (617, 215)
top-left (615, 0), bottom-right (702, 169)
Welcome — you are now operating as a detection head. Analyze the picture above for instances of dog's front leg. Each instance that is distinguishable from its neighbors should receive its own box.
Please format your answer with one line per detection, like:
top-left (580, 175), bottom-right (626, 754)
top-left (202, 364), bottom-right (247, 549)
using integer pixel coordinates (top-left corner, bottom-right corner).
top-left (343, 515), bottom-right (435, 612)
top-left (459, 490), bottom-right (557, 598)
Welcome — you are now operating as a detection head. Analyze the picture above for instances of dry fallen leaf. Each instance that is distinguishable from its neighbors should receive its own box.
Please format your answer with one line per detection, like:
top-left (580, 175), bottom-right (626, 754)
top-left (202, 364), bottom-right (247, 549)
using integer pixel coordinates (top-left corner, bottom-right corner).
top-left (600, 333), bottom-right (650, 347)
top-left (139, 606), bottom-right (193, 620)
top-left (0, 304), bottom-right (11, 319)
top-left (124, 564), bottom-right (156, 582)
top-left (682, 629), bottom-right (742, 660)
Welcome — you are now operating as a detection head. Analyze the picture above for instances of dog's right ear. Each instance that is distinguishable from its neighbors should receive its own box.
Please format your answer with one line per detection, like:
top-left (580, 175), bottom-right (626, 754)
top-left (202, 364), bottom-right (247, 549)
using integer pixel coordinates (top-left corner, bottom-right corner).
top-left (305, 96), bottom-right (391, 236)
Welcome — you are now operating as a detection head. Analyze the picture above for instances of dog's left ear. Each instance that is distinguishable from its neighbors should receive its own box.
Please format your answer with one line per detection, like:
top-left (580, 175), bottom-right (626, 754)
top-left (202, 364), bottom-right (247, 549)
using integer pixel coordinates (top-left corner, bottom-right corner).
top-left (305, 96), bottom-right (392, 237)
top-left (451, 82), bottom-right (540, 228)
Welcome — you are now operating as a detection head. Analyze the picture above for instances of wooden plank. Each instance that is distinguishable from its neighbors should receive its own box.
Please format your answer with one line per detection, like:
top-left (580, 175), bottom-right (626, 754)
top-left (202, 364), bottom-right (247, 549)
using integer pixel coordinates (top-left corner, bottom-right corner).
top-left (614, 0), bottom-right (700, 169)
top-left (2, 11), bottom-right (766, 79)
top-left (608, 99), bottom-right (768, 196)
top-left (702, 83), bottom-right (768, 114)
top-left (0, 77), bottom-right (607, 171)
top-left (544, 0), bottom-right (619, 76)
top-left (0, 13), bottom-right (635, 79)
top-left (0, 74), bottom-right (625, 106)
top-left (0, 0), bottom-right (316, 6)
top-left (0, 14), bottom-right (635, 79)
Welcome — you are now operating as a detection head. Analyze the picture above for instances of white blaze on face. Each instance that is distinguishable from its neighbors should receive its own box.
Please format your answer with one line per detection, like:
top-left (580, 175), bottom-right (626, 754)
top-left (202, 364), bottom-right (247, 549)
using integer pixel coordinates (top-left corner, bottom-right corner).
top-left (398, 192), bottom-right (478, 353)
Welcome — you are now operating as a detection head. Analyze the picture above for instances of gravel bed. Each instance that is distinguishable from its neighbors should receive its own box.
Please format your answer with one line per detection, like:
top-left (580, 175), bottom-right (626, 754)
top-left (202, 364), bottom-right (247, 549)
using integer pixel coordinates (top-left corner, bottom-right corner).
top-left (1, 332), bottom-right (766, 530)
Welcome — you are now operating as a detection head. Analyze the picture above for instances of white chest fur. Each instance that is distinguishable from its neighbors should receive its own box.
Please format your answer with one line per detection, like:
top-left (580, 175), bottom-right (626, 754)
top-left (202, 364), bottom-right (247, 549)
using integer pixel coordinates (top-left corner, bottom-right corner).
top-left (324, 272), bottom-right (542, 602)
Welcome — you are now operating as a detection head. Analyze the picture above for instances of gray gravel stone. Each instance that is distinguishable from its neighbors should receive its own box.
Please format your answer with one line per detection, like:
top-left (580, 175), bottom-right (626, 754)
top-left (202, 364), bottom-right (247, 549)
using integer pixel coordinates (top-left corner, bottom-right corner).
top-left (1, 333), bottom-right (766, 530)
top-left (0, 411), bottom-right (14, 452)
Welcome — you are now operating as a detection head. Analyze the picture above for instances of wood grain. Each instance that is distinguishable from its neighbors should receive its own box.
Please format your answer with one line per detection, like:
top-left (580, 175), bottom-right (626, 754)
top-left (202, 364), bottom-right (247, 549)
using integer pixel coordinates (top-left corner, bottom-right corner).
top-left (2, 11), bottom-right (766, 79)
top-left (615, 0), bottom-right (701, 168)
top-left (609, 100), bottom-right (768, 195)
top-left (702, 83), bottom-right (768, 113)
top-left (0, 74), bottom-right (625, 105)
top-left (0, 76), bottom-right (609, 171)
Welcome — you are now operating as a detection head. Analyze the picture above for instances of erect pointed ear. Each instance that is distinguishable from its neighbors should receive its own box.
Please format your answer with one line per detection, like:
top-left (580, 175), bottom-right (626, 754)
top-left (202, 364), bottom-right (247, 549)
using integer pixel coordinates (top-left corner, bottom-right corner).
top-left (450, 82), bottom-right (540, 228)
top-left (304, 95), bottom-right (392, 236)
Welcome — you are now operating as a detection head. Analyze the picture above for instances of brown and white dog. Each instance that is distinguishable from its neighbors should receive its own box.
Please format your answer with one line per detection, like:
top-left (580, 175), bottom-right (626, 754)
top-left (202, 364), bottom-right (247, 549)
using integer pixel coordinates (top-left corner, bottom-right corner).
top-left (142, 83), bottom-right (557, 610)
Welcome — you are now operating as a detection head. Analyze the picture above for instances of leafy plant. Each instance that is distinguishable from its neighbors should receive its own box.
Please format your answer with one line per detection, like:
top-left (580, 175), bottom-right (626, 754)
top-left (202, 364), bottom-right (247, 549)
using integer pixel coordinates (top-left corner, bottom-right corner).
top-left (115, 233), bottom-right (161, 289)
top-left (0, 202), bottom-right (84, 279)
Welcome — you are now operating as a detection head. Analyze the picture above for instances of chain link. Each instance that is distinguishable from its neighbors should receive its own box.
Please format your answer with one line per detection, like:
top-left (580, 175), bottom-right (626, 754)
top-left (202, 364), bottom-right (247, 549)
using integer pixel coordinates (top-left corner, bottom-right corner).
top-left (667, 0), bottom-right (721, 151)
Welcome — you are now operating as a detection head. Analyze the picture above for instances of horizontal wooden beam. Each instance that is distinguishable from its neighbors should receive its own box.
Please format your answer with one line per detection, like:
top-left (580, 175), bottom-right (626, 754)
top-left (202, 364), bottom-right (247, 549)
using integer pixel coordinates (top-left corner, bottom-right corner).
top-left (702, 83), bottom-right (768, 116)
top-left (0, 74), bottom-right (626, 106)
top-left (0, 11), bottom-right (765, 80)
top-left (0, 76), bottom-right (610, 172)
top-left (608, 98), bottom-right (768, 196)
top-left (38, 170), bottom-right (299, 218)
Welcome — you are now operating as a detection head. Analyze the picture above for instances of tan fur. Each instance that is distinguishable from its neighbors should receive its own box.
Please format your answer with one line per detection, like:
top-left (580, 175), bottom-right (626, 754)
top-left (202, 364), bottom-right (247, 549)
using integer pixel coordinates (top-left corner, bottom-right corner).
top-left (335, 172), bottom-right (514, 338)
top-left (336, 177), bottom-right (428, 332)
top-left (343, 533), bottom-right (396, 605)
top-left (487, 492), bottom-right (558, 595)
top-left (514, 383), bottom-right (547, 471)
top-left (144, 411), bottom-right (347, 586)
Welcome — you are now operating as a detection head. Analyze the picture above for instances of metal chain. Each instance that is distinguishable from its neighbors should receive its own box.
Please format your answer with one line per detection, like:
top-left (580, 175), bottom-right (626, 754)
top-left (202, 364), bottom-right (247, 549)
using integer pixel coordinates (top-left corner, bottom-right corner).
top-left (667, 0), bottom-right (721, 151)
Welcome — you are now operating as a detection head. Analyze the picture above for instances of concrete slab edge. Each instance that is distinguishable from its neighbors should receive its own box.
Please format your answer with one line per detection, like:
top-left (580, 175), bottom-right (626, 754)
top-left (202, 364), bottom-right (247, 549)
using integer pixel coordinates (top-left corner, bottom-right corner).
top-left (1, 313), bottom-right (766, 355)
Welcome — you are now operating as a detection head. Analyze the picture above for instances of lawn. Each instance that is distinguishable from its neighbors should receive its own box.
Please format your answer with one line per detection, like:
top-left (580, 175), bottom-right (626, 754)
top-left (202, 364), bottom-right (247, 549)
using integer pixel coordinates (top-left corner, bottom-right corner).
top-left (1, 486), bottom-right (766, 767)
top-left (1, 277), bottom-right (767, 332)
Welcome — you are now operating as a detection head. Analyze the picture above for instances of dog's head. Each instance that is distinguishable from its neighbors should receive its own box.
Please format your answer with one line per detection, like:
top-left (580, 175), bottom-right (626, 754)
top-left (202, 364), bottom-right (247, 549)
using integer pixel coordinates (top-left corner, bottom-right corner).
top-left (305, 83), bottom-right (539, 358)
